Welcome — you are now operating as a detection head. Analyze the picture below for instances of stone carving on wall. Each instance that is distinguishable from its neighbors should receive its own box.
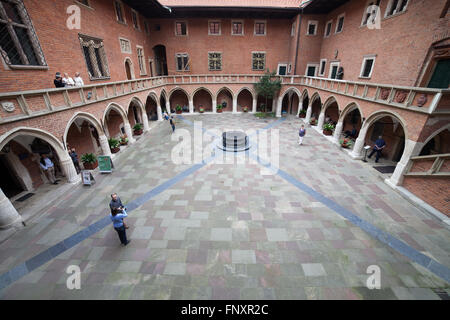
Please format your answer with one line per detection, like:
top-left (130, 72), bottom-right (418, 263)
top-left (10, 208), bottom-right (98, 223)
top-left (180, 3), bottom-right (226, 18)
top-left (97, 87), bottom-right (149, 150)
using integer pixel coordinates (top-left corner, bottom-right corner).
top-left (395, 90), bottom-right (408, 103)
top-left (417, 94), bottom-right (428, 107)
top-left (1, 102), bottom-right (15, 113)
top-left (380, 88), bottom-right (390, 100)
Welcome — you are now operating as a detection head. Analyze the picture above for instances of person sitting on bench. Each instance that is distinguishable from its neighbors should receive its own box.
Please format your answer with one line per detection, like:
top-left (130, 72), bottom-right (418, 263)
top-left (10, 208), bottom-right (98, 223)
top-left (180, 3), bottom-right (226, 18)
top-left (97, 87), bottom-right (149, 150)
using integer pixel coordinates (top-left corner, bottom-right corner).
top-left (368, 136), bottom-right (386, 163)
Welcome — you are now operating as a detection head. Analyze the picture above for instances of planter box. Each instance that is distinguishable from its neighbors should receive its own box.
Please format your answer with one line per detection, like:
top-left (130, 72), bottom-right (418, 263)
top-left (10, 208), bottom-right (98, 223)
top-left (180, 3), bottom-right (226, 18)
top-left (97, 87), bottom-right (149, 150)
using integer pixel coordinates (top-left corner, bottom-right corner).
top-left (176, 110), bottom-right (182, 114)
top-left (120, 141), bottom-right (128, 145)
top-left (83, 160), bottom-right (98, 170)
top-left (243, 108), bottom-right (248, 113)
top-left (299, 113), bottom-right (306, 118)
top-left (323, 129), bottom-right (333, 136)
top-left (111, 147), bottom-right (120, 154)
top-left (134, 129), bottom-right (143, 135)
top-left (217, 109), bottom-right (223, 113)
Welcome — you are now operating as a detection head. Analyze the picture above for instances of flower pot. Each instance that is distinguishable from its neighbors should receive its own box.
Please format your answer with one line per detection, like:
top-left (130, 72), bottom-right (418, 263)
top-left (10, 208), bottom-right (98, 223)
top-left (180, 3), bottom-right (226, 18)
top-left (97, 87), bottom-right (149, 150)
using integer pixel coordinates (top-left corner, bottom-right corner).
top-left (217, 109), bottom-right (223, 113)
top-left (83, 160), bottom-right (98, 170)
top-left (120, 141), bottom-right (128, 145)
top-left (341, 143), bottom-right (350, 148)
top-left (199, 108), bottom-right (204, 113)
top-left (299, 113), bottom-right (306, 118)
top-left (243, 108), bottom-right (248, 113)
top-left (323, 129), bottom-right (333, 136)
top-left (111, 147), bottom-right (120, 154)
top-left (176, 110), bottom-right (182, 114)
top-left (134, 129), bottom-right (143, 135)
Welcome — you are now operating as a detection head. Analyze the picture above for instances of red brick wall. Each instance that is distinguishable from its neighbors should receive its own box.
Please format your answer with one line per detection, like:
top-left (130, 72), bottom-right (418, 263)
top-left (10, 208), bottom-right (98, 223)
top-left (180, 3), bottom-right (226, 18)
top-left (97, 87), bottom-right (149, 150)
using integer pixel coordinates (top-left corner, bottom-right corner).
top-left (237, 89), bottom-right (253, 111)
top-left (193, 89), bottom-right (213, 111)
top-left (10, 141), bottom-right (43, 189)
top-left (169, 90), bottom-right (189, 110)
top-left (403, 176), bottom-right (450, 215)
top-left (106, 109), bottom-right (124, 138)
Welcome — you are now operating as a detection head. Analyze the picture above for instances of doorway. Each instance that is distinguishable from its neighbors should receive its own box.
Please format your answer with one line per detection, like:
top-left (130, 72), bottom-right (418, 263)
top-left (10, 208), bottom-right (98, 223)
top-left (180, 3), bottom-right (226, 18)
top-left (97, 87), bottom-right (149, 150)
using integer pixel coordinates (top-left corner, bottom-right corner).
top-left (0, 155), bottom-right (24, 198)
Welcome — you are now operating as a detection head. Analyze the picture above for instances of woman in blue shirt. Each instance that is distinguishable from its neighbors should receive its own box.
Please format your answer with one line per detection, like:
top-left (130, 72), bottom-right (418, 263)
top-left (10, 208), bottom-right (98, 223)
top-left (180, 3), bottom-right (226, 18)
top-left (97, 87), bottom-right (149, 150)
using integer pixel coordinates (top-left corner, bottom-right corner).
top-left (110, 208), bottom-right (130, 246)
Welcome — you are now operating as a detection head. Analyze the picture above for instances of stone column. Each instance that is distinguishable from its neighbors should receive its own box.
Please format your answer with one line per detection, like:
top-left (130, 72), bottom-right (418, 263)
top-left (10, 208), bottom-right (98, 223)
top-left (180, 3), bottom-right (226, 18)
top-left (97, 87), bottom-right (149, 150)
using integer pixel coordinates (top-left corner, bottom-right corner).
top-left (296, 101), bottom-right (303, 117)
top-left (124, 122), bottom-right (136, 144)
top-left (232, 97), bottom-right (238, 113)
top-left (189, 99), bottom-right (194, 113)
top-left (157, 104), bottom-right (163, 121)
top-left (252, 98), bottom-right (257, 113)
top-left (350, 126), bottom-right (368, 160)
top-left (0, 188), bottom-right (22, 229)
top-left (142, 112), bottom-right (150, 132)
top-left (317, 112), bottom-right (325, 131)
top-left (212, 100), bottom-right (217, 113)
top-left (276, 97), bottom-right (282, 118)
top-left (304, 104), bottom-right (312, 124)
top-left (386, 139), bottom-right (423, 187)
top-left (333, 121), bottom-right (344, 144)
top-left (60, 156), bottom-right (81, 184)
top-left (166, 101), bottom-right (171, 114)
top-left (99, 134), bottom-right (112, 157)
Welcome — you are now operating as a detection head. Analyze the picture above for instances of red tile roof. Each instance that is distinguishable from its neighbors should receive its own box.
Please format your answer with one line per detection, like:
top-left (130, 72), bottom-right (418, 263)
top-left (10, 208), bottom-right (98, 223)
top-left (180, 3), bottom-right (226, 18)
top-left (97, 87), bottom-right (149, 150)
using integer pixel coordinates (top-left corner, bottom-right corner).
top-left (159, 0), bottom-right (310, 8)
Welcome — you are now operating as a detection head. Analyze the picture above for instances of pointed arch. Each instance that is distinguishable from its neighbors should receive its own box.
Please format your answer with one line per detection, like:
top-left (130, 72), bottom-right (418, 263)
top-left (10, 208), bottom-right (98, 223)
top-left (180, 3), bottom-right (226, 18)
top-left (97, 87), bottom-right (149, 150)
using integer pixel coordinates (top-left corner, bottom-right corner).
top-left (103, 102), bottom-right (128, 128)
top-left (216, 86), bottom-right (234, 100)
top-left (168, 87), bottom-right (191, 101)
top-left (63, 112), bottom-right (104, 148)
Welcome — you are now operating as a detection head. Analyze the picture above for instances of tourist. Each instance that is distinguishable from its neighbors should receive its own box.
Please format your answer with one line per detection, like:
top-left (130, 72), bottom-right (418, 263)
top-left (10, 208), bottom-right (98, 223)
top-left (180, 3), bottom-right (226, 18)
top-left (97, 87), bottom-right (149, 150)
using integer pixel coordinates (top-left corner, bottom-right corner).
top-left (344, 126), bottom-right (357, 139)
top-left (39, 154), bottom-right (58, 184)
top-left (54, 72), bottom-right (65, 88)
top-left (69, 147), bottom-right (81, 174)
top-left (298, 124), bottom-right (306, 145)
top-left (110, 193), bottom-right (128, 229)
top-left (164, 112), bottom-right (175, 132)
top-left (62, 73), bottom-right (75, 87)
top-left (73, 72), bottom-right (84, 86)
top-left (110, 208), bottom-right (130, 246)
top-left (368, 135), bottom-right (386, 163)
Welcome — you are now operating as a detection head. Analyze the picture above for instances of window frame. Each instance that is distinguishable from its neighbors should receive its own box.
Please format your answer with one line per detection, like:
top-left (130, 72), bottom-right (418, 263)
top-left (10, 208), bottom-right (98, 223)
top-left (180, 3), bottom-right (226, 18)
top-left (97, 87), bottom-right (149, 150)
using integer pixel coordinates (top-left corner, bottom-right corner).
top-left (324, 20), bottom-right (333, 38)
top-left (175, 21), bottom-right (188, 36)
top-left (277, 63), bottom-right (288, 76)
top-left (319, 59), bottom-right (327, 76)
top-left (361, 0), bottom-right (381, 26)
top-left (254, 20), bottom-right (267, 36)
top-left (384, 0), bottom-right (409, 18)
top-left (305, 63), bottom-right (319, 77)
top-left (208, 20), bottom-right (221, 36)
top-left (79, 33), bottom-right (110, 80)
top-left (231, 20), bottom-right (244, 36)
top-left (335, 13), bottom-right (345, 34)
top-left (136, 45), bottom-right (146, 76)
top-left (252, 51), bottom-right (266, 71)
top-left (208, 51), bottom-right (222, 71)
top-left (329, 61), bottom-right (340, 79)
top-left (113, 0), bottom-right (126, 25)
top-left (306, 20), bottom-right (318, 36)
top-left (119, 37), bottom-right (132, 54)
top-left (74, 0), bottom-right (93, 9)
top-left (359, 54), bottom-right (377, 79)
top-left (175, 52), bottom-right (189, 71)
top-left (131, 9), bottom-right (140, 30)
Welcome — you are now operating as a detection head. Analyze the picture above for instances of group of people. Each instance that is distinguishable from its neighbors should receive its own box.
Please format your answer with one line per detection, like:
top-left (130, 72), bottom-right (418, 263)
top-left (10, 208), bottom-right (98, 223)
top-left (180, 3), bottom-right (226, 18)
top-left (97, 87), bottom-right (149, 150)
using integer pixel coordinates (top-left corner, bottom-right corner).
top-left (109, 193), bottom-right (131, 246)
top-left (54, 72), bottom-right (84, 88)
top-left (163, 111), bottom-right (176, 132)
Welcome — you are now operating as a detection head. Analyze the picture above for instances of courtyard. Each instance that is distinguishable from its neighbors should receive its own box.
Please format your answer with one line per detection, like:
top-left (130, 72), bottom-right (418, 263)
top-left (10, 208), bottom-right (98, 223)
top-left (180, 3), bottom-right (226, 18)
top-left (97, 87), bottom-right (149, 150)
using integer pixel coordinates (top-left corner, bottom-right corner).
top-left (0, 114), bottom-right (449, 300)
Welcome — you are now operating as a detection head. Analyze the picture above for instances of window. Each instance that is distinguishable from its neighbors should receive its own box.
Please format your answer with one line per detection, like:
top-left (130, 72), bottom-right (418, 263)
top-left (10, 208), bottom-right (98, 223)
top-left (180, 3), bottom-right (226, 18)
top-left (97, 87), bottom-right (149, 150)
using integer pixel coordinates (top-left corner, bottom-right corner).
top-left (360, 55), bottom-right (376, 78)
top-left (0, 0), bottom-right (47, 67)
top-left (319, 59), bottom-right (327, 76)
top-left (252, 52), bottom-right (265, 70)
top-left (427, 59), bottom-right (450, 89)
top-left (307, 21), bottom-right (318, 35)
top-left (119, 38), bottom-right (131, 54)
top-left (208, 52), bottom-right (222, 71)
top-left (114, 0), bottom-right (125, 24)
top-left (176, 53), bottom-right (189, 71)
top-left (144, 21), bottom-right (149, 34)
top-left (277, 63), bottom-right (287, 75)
top-left (232, 21), bottom-right (243, 35)
top-left (305, 64), bottom-right (319, 77)
top-left (324, 20), bottom-right (332, 37)
top-left (76, 0), bottom-right (90, 7)
top-left (175, 21), bottom-right (187, 36)
top-left (329, 61), bottom-right (340, 79)
top-left (362, 0), bottom-right (381, 26)
top-left (131, 9), bottom-right (139, 30)
top-left (137, 46), bottom-right (146, 75)
top-left (209, 21), bottom-right (221, 35)
top-left (335, 14), bottom-right (345, 33)
top-left (79, 34), bottom-right (110, 79)
top-left (254, 21), bottom-right (266, 35)
top-left (385, 0), bottom-right (409, 17)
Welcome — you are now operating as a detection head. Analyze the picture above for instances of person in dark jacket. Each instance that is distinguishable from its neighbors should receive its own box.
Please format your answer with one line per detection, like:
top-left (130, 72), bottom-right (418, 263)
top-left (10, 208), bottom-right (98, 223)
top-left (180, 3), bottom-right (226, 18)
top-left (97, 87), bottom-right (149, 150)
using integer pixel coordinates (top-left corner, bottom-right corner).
top-left (54, 72), bottom-right (65, 88)
top-left (110, 208), bottom-right (130, 245)
top-left (110, 193), bottom-right (128, 228)
top-left (69, 147), bottom-right (81, 174)
top-left (368, 136), bottom-right (386, 163)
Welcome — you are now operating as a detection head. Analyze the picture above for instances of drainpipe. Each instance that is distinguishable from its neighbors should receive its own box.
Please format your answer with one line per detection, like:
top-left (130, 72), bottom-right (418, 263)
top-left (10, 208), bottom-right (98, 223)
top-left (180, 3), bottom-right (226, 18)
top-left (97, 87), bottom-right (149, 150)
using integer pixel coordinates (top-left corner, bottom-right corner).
top-left (293, 8), bottom-right (303, 75)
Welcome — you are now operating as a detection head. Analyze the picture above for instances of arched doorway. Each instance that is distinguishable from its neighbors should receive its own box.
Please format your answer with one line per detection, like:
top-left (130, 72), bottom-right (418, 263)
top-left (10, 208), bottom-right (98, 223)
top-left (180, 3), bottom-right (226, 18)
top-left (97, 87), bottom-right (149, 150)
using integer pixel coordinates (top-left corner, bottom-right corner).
top-left (420, 126), bottom-right (450, 156)
top-left (125, 58), bottom-right (134, 80)
top-left (299, 92), bottom-right (309, 118)
top-left (169, 88), bottom-right (189, 113)
top-left (146, 95), bottom-right (159, 121)
top-left (336, 104), bottom-right (363, 145)
top-left (237, 88), bottom-right (253, 112)
top-left (216, 88), bottom-right (233, 112)
top-left (256, 95), bottom-right (273, 113)
top-left (153, 45), bottom-right (168, 76)
top-left (66, 117), bottom-right (103, 161)
top-left (281, 89), bottom-right (300, 116)
top-left (127, 100), bottom-right (143, 132)
top-left (193, 88), bottom-right (213, 112)
top-left (104, 106), bottom-right (126, 139)
top-left (310, 95), bottom-right (321, 124)
top-left (324, 101), bottom-right (339, 126)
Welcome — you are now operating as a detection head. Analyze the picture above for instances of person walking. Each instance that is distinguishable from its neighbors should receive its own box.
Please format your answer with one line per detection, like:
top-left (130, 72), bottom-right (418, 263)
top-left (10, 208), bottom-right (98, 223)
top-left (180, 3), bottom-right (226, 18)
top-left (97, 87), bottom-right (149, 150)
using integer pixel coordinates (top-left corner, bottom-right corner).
top-left (40, 154), bottom-right (58, 184)
top-left (298, 124), bottom-right (306, 145)
top-left (54, 72), bottom-right (65, 88)
top-left (164, 112), bottom-right (175, 132)
top-left (110, 193), bottom-right (128, 229)
top-left (69, 147), bottom-right (81, 174)
top-left (368, 135), bottom-right (386, 163)
top-left (73, 72), bottom-right (84, 86)
top-left (110, 208), bottom-right (130, 246)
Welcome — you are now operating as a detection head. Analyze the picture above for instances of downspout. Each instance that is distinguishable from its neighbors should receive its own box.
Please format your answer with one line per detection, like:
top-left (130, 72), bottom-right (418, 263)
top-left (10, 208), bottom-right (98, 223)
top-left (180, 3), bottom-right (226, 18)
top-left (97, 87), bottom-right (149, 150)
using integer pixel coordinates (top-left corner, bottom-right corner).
top-left (293, 7), bottom-right (303, 75)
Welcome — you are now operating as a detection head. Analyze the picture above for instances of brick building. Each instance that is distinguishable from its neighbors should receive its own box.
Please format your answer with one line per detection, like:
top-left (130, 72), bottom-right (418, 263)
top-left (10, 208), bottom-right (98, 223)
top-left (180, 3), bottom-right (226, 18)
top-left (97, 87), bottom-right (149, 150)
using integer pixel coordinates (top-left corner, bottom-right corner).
top-left (0, 0), bottom-right (449, 228)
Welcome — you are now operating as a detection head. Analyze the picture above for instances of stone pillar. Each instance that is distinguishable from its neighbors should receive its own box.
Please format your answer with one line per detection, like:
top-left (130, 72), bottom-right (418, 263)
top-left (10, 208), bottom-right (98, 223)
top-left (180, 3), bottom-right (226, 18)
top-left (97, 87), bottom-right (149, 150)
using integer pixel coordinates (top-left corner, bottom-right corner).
top-left (305, 104), bottom-right (312, 124)
top-left (157, 104), bottom-right (163, 121)
top-left (189, 99), bottom-right (194, 113)
top-left (99, 134), bottom-right (112, 157)
top-left (212, 100), bottom-right (217, 113)
top-left (142, 112), bottom-right (150, 132)
top-left (386, 139), bottom-right (423, 187)
top-left (296, 101), bottom-right (303, 117)
top-left (60, 156), bottom-right (81, 184)
top-left (166, 101), bottom-right (171, 114)
top-left (317, 112), bottom-right (325, 131)
top-left (350, 126), bottom-right (368, 160)
top-left (0, 188), bottom-right (22, 229)
top-left (276, 97), bottom-right (282, 118)
top-left (124, 122), bottom-right (136, 144)
top-left (232, 97), bottom-right (238, 113)
top-left (252, 98), bottom-right (257, 113)
top-left (333, 121), bottom-right (344, 144)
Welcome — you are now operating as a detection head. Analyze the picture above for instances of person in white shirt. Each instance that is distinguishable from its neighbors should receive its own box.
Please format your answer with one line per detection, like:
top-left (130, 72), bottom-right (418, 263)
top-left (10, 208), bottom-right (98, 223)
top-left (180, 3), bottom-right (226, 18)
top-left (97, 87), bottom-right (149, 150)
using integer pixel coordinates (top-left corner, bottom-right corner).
top-left (39, 154), bottom-right (58, 185)
top-left (62, 73), bottom-right (75, 87)
top-left (73, 72), bottom-right (84, 86)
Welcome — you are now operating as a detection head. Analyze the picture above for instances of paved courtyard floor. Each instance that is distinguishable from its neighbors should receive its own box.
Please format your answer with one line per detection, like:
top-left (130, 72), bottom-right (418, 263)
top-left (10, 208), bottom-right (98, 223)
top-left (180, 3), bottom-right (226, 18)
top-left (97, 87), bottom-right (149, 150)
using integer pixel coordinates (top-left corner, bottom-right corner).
top-left (0, 114), bottom-right (449, 300)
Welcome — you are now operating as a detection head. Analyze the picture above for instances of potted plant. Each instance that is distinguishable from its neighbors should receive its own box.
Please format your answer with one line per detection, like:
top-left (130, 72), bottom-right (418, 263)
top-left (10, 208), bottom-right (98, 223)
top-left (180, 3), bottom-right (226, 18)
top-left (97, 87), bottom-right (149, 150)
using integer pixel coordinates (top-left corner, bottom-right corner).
top-left (120, 134), bottom-right (128, 145)
top-left (323, 123), bottom-right (335, 136)
top-left (243, 106), bottom-right (249, 112)
top-left (133, 123), bottom-right (143, 135)
top-left (217, 104), bottom-right (223, 113)
top-left (81, 153), bottom-right (98, 170)
top-left (310, 117), bottom-right (317, 126)
top-left (299, 109), bottom-right (306, 118)
top-left (199, 105), bottom-right (204, 113)
top-left (175, 104), bottom-right (182, 114)
top-left (108, 138), bottom-right (120, 153)
top-left (340, 138), bottom-right (353, 149)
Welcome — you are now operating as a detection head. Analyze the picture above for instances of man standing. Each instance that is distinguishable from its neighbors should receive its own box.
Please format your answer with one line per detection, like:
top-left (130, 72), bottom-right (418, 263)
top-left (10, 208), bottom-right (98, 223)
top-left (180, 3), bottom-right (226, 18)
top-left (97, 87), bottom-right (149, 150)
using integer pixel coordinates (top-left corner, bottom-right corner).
top-left (40, 154), bottom-right (58, 184)
top-left (54, 72), bottom-right (65, 88)
top-left (110, 208), bottom-right (130, 246)
top-left (110, 193), bottom-right (128, 228)
top-left (164, 112), bottom-right (175, 132)
top-left (298, 125), bottom-right (306, 145)
top-left (368, 135), bottom-right (386, 163)
top-left (73, 72), bottom-right (84, 86)
top-left (69, 147), bottom-right (81, 174)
